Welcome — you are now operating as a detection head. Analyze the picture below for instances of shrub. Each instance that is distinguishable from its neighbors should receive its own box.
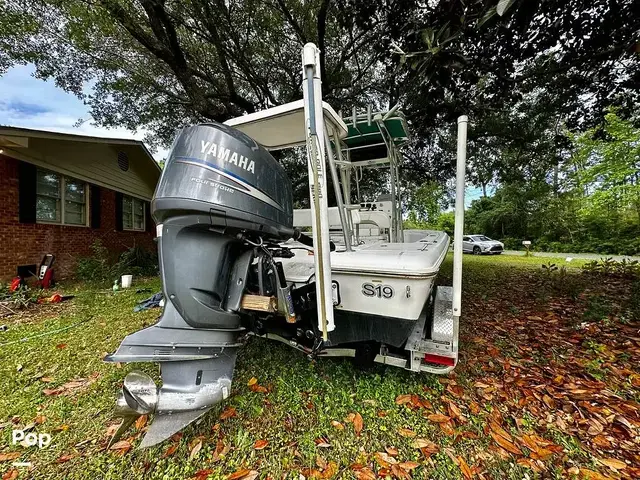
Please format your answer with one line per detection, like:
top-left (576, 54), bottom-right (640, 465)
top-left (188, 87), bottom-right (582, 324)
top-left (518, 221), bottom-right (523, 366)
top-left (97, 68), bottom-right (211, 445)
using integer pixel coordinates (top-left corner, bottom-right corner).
top-left (75, 239), bottom-right (115, 283)
top-left (500, 237), bottom-right (523, 250)
top-left (581, 258), bottom-right (640, 279)
top-left (114, 244), bottom-right (158, 278)
top-left (75, 240), bottom-right (158, 284)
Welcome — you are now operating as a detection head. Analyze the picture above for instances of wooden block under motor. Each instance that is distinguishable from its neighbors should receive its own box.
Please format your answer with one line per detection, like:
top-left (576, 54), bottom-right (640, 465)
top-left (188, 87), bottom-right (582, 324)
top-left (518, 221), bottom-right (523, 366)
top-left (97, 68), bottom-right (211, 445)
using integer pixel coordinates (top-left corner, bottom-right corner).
top-left (241, 294), bottom-right (277, 313)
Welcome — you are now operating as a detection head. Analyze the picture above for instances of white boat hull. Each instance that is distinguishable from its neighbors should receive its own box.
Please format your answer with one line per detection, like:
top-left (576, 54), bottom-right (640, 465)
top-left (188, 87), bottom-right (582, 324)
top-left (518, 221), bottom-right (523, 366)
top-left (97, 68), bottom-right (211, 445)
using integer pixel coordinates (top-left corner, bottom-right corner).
top-left (281, 230), bottom-right (449, 323)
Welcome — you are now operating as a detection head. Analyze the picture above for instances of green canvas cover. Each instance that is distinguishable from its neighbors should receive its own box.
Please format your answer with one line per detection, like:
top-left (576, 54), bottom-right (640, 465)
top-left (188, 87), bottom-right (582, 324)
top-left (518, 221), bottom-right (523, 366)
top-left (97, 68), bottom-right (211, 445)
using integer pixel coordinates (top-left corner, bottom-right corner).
top-left (343, 113), bottom-right (410, 149)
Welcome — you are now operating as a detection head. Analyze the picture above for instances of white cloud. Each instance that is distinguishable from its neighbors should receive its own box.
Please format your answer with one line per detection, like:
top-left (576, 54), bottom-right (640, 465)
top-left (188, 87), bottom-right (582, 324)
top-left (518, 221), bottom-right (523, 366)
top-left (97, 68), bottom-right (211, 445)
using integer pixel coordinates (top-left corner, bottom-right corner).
top-left (0, 64), bottom-right (168, 161)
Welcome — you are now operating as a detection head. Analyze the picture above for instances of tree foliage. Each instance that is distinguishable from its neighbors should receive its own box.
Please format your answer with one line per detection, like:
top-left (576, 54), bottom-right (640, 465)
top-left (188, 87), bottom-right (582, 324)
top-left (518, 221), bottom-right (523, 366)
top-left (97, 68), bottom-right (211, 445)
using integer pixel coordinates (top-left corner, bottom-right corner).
top-left (465, 112), bottom-right (640, 255)
top-left (1, 0), bottom-right (392, 145)
top-left (1, 0), bottom-right (638, 208)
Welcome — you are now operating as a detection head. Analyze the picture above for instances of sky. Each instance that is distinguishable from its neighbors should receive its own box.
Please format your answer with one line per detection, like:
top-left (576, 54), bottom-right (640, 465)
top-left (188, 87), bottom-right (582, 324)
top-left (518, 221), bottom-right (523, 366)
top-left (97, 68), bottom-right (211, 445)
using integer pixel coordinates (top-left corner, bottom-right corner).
top-left (0, 64), bottom-right (168, 161)
top-left (0, 64), bottom-right (485, 207)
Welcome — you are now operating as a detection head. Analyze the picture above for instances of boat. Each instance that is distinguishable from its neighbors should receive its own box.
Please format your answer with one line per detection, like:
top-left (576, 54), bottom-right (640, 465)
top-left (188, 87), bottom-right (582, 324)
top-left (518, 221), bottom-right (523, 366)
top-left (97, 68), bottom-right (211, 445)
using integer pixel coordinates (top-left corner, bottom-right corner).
top-left (105, 43), bottom-right (468, 448)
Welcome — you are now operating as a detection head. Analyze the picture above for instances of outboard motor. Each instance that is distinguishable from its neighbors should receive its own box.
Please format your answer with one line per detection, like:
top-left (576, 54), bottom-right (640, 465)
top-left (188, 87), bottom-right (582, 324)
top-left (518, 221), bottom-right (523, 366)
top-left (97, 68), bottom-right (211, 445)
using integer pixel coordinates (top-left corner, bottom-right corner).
top-left (105, 122), bottom-right (293, 447)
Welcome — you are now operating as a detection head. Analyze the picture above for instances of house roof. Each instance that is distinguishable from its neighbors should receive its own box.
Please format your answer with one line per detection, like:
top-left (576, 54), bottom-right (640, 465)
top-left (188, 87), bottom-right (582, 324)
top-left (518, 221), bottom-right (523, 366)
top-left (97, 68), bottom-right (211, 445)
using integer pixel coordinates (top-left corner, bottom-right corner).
top-left (0, 126), bottom-right (161, 173)
top-left (0, 126), bottom-right (161, 200)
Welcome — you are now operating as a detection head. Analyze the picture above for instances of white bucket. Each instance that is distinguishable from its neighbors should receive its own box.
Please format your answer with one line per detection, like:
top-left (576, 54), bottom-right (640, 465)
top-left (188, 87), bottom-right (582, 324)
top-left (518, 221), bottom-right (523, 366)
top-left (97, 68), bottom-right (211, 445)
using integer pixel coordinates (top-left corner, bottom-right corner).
top-left (121, 274), bottom-right (133, 289)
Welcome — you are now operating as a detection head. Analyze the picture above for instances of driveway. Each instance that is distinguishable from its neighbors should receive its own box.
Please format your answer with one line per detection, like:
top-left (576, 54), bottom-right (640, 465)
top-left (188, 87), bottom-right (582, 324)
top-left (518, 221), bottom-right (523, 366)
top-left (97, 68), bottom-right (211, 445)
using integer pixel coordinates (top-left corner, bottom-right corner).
top-left (503, 250), bottom-right (640, 261)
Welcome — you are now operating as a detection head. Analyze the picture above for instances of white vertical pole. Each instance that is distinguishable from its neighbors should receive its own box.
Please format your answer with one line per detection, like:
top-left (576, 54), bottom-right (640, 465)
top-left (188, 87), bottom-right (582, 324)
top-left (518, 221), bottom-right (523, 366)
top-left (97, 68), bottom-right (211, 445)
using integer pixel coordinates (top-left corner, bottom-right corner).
top-left (302, 43), bottom-right (335, 337)
top-left (452, 115), bottom-right (467, 318)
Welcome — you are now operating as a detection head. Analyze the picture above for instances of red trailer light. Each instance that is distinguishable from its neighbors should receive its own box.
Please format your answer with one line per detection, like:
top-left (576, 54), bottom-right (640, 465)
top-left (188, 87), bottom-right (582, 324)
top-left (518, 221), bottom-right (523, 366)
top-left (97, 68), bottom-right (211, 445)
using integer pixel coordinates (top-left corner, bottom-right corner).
top-left (423, 354), bottom-right (455, 366)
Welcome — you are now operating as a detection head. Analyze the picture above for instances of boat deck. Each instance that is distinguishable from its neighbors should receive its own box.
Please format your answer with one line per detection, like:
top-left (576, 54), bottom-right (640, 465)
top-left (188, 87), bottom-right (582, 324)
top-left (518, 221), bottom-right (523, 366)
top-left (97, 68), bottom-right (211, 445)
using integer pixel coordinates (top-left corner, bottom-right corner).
top-left (281, 231), bottom-right (449, 283)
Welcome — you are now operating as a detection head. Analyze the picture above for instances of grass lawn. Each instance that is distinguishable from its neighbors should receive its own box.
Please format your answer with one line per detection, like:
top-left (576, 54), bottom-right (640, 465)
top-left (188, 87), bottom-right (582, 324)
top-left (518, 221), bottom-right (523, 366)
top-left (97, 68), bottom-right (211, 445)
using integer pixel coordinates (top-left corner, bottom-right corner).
top-left (0, 254), bottom-right (638, 479)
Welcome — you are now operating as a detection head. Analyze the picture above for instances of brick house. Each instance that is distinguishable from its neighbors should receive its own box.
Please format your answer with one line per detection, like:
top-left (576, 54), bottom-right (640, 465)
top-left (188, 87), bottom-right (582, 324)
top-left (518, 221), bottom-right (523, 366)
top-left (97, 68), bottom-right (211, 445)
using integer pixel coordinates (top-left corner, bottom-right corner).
top-left (0, 126), bottom-right (162, 281)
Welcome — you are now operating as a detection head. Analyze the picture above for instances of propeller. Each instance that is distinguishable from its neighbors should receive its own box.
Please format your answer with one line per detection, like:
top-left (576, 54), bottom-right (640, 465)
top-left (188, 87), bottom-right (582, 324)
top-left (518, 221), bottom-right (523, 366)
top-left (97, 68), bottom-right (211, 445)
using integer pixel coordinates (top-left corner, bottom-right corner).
top-left (108, 371), bottom-right (157, 448)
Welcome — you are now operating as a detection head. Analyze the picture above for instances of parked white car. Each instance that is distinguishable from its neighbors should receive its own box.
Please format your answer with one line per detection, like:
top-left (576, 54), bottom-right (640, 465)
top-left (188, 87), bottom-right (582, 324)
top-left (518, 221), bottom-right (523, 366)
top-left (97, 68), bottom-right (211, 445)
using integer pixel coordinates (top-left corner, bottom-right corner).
top-left (462, 235), bottom-right (504, 255)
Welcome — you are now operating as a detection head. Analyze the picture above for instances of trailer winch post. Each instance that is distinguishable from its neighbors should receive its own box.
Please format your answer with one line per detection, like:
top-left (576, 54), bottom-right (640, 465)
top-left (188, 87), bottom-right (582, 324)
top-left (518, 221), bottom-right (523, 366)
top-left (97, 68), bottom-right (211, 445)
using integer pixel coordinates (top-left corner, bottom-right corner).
top-left (452, 115), bottom-right (467, 319)
top-left (302, 43), bottom-right (335, 338)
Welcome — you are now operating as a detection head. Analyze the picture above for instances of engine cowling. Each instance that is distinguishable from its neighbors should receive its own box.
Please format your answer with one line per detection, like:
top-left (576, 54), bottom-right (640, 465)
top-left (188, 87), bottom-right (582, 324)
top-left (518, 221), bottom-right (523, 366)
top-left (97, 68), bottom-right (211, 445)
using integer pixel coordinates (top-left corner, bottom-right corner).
top-left (154, 122), bottom-right (294, 239)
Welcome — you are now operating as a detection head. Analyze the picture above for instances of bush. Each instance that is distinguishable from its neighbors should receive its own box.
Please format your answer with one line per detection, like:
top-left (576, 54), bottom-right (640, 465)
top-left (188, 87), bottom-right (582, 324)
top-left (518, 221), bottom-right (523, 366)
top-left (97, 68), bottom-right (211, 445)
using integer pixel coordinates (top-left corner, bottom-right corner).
top-left (75, 240), bottom-right (158, 284)
top-left (75, 240), bottom-right (115, 283)
top-left (114, 244), bottom-right (158, 278)
top-left (500, 237), bottom-right (523, 250)
top-left (582, 258), bottom-right (640, 279)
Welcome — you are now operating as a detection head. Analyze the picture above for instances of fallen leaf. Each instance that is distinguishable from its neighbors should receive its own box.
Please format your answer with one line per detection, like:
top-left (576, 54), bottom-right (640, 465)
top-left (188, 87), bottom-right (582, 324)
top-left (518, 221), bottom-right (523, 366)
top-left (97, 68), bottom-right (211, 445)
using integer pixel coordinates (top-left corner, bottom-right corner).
top-left (427, 413), bottom-right (451, 423)
top-left (448, 401), bottom-right (463, 421)
top-left (490, 432), bottom-right (522, 455)
top-left (447, 384), bottom-right (465, 398)
top-left (374, 451), bottom-right (398, 467)
top-left (469, 402), bottom-right (481, 415)
top-left (56, 343), bottom-right (67, 349)
top-left (412, 438), bottom-right (437, 450)
top-left (249, 384), bottom-right (268, 393)
top-left (56, 453), bottom-right (76, 463)
top-left (220, 406), bottom-right (237, 420)
top-left (135, 415), bottom-right (148, 430)
top-left (391, 465), bottom-right (411, 479)
top-left (587, 419), bottom-right (604, 436)
top-left (330, 420), bottom-right (344, 430)
top-left (227, 469), bottom-right (251, 480)
top-left (192, 469), bottom-right (214, 480)
top-left (189, 438), bottom-right (203, 460)
top-left (395, 394), bottom-right (413, 405)
top-left (254, 439), bottom-right (268, 450)
top-left (0, 452), bottom-right (21, 462)
top-left (316, 454), bottom-right (328, 470)
top-left (458, 456), bottom-right (473, 479)
top-left (162, 444), bottom-right (179, 458)
top-left (352, 466), bottom-right (376, 480)
top-left (314, 436), bottom-right (331, 448)
top-left (109, 440), bottom-right (132, 455)
top-left (2, 469), bottom-right (18, 480)
top-left (600, 458), bottom-right (626, 471)
top-left (397, 427), bottom-right (416, 437)
top-left (529, 448), bottom-right (554, 461)
top-left (43, 388), bottom-right (64, 396)
top-left (34, 414), bottom-right (46, 425)
top-left (322, 462), bottom-right (338, 479)
top-left (247, 377), bottom-right (258, 386)
top-left (52, 424), bottom-right (69, 432)
top-left (439, 421), bottom-right (456, 436)
top-left (352, 411), bottom-right (363, 436)
top-left (517, 458), bottom-right (542, 472)
top-left (300, 468), bottom-right (322, 478)
top-left (344, 413), bottom-right (356, 423)
top-left (489, 421), bottom-right (512, 442)
top-left (580, 469), bottom-right (614, 480)
top-left (385, 446), bottom-right (399, 456)
top-left (398, 461), bottom-right (420, 471)
top-left (212, 440), bottom-right (231, 462)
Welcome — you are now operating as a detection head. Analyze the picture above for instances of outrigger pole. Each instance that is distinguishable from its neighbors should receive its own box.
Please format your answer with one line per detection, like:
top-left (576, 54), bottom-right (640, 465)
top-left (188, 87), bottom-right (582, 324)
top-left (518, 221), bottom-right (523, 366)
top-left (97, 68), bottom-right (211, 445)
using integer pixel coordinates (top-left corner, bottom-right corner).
top-left (302, 43), bottom-right (335, 339)
top-left (452, 116), bottom-right (468, 321)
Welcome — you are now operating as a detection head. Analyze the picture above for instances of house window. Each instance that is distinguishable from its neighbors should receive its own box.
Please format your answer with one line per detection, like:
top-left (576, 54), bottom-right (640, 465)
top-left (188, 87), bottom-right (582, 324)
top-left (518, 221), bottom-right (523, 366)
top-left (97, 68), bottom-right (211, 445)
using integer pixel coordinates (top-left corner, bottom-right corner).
top-left (122, 195), bottom-right (145, 231)
top-left (36, 168), bottom-right (87, 225)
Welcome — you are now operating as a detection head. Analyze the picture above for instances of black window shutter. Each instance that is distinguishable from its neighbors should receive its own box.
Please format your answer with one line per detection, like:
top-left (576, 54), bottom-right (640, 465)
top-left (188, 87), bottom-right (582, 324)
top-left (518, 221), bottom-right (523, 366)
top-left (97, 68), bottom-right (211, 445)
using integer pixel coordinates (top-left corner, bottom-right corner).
top-left (90, 185), bottom-right (101, 228)
top-left (18, 161), bottom-right (37, 223)
top-left (115, 191), bottom-right (123, 231)
top-left (145, 201), bottom-right (154, 233)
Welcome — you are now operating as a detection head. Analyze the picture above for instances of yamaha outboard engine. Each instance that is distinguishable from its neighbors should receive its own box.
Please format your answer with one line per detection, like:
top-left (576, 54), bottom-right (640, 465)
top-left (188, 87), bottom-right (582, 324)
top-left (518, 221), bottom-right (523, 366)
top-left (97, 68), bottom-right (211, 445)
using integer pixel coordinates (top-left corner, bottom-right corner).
top-left (105, 122), bottom-right (293, 447)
